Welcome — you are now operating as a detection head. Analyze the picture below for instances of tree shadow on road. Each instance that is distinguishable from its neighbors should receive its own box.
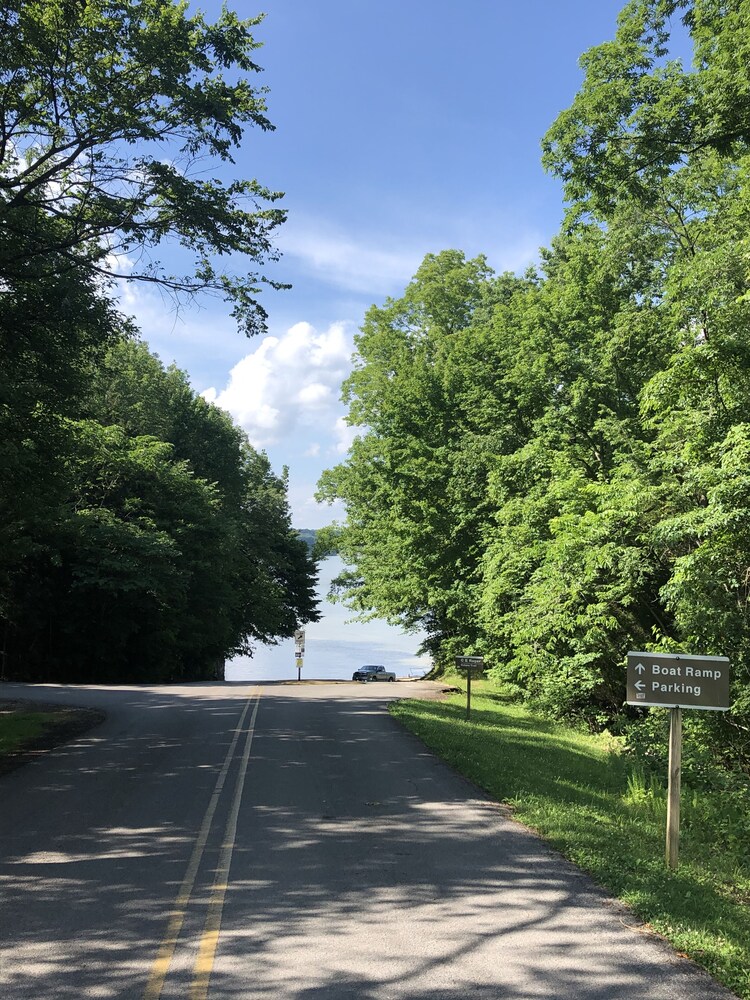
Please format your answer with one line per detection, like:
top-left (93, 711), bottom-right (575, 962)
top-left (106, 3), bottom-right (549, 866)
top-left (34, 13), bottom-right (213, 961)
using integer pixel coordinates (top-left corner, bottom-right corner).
top-left (0, 685), bottom-right (735, 1000)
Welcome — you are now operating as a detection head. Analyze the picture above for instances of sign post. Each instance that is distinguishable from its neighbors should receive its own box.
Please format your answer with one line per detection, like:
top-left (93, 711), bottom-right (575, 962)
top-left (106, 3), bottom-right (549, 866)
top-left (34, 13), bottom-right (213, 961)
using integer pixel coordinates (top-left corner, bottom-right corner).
top-left (666, 707), bottom-right (682, 869)
top-left (455, 656), bottom-right (484, 720)
top-left (626, 651), bottom-right (730, 869)
top-left (294, 628), bottom-right (306, 681)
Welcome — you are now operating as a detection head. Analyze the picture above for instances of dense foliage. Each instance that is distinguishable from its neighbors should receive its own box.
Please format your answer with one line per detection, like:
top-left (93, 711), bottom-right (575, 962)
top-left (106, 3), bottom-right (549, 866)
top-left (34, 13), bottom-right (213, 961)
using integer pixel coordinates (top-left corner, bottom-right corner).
top-left (0, 0), bottom-right (286, 334)
top-left (0, 1), bottom-right (318, 683)
top-left (1, 286), bottom-right (319, 683)
top-left (320, 0), bottom-right (750, 766)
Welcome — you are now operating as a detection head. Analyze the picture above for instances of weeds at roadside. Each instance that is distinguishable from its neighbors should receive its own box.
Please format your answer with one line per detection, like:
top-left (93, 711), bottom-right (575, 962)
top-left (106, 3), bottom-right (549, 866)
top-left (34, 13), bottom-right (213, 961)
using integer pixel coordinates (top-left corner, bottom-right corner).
top-left (0, 711), bottom-right (48, 754)
top-left (0, 702), bottom-right (104, 773)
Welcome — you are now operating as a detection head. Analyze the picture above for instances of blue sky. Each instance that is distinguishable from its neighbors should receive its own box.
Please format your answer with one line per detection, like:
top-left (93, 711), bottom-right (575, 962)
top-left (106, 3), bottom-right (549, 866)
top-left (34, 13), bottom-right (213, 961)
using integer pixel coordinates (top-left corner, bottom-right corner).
top-left (119, 0), bottom-right (661, 527)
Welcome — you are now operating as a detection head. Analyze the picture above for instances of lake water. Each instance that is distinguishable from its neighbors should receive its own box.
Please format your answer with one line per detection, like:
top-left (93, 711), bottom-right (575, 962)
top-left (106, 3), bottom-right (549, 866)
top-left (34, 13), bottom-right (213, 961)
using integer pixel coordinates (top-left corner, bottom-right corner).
top-left (225, 556), bottom-right (432, 682)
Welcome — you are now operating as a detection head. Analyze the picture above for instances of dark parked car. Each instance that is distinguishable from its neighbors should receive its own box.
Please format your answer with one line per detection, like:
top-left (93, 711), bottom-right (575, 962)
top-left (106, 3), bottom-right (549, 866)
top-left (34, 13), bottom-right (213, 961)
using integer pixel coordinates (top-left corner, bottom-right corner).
top-left (352, 664), bottom-right (396, 682)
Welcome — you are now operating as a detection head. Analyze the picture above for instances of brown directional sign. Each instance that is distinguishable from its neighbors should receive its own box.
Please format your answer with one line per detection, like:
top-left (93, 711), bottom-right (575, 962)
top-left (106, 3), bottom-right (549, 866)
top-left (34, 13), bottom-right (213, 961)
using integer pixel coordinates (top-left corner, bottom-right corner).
top-left (626, 651), bottom-right (730, 711)
top-left (455, 656), bottom-right (484, 672)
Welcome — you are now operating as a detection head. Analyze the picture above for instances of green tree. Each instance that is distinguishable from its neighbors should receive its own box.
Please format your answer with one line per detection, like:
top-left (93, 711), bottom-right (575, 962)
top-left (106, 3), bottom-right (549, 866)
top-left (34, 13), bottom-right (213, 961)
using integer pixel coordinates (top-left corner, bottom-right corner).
top-left (540, 0), bottom-right (750, 748)
top-left (0, 215), bottom-right (119, 669)
top-left (541, 0), bottom-right (750, 213)
top-left (3, 338), bottom-right (319, 682)
top-left (0, 1), bottom-right (320, 682)
top-left (319, 0), bottom-right (750, 755)
top-left (0, 0), bottom-right (286, 334)
top-left (318, 251), bottom-right (529, 664)
top-left (88, 338), bottom-right (319, 674)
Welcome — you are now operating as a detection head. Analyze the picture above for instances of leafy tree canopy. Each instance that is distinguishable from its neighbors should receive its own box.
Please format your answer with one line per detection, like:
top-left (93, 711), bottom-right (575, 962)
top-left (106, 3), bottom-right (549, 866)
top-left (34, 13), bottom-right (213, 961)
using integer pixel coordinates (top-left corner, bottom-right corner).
top-left (319, 0), bottom-right (750, 773)
top-left (542, 0), bottom-right (750, 213)
top-left (0, 0), bottom-right (285, 333)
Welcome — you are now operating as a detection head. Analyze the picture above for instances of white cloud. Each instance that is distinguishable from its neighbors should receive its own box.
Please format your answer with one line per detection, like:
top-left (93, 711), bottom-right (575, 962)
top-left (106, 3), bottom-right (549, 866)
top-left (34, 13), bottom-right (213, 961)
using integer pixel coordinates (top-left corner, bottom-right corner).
top-left (278, 221), bottom-right (421, 296)
top-left (278, 215), bottom-right (544, 299)
top-left (298, 382), bottom-right (331, 406)
top-left (289, 485), bottom-right (346, 530)
top-left (102, 249), bottom-right (136, 278)
top-left (203, 321), bottom-right (355, 448)
top-left (333, 416), bottom-right (360, 455)
top-left (484, 234), bottom-right (544, 275)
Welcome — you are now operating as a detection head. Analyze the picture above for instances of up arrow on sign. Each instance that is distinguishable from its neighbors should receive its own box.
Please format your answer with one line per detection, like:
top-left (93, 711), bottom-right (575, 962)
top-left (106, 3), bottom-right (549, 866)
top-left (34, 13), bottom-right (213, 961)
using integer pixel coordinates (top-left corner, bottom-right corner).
top-left (626, 651), bottom-right (729, 711)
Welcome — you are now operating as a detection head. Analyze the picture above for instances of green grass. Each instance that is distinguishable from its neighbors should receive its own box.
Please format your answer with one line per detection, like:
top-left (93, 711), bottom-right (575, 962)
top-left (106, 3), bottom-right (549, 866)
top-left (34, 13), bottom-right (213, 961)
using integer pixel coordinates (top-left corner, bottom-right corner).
top-left (0, 711), bottom-right (52, 754)
top-left (0, 703), bottom-right (103, 763)
top-left (390, 686), bottom-right (750, 999)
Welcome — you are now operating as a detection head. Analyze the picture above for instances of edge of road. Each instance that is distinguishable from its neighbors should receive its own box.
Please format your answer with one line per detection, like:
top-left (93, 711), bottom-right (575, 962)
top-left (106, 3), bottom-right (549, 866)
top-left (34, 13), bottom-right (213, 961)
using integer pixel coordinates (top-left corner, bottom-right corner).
top-left (0, 698), bottom-right (106, 777)
top-left (0, 678), bottom-right (445, 775)
top-left (385, 701), bottom-right (741, 1000)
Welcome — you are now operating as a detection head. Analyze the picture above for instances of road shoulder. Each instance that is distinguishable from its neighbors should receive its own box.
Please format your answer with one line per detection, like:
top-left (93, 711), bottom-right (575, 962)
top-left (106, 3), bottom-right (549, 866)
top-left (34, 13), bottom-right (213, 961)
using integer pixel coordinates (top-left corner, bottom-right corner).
top-left (0, 698), bottom-right (106, 776)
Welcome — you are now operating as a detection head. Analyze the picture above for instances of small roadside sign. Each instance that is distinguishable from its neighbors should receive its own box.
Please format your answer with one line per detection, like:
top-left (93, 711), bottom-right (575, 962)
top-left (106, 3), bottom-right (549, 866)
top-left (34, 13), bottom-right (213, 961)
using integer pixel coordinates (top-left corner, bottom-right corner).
top-left (455, 656), bottom-right (484, 672)
top-left (455, 656), bottom-right (485, 720)
top-left (294, 629), bottom-right (306, 679)
top-left (626, 649), bottom-right (731, 871)
top-left (626, 652), bottom-right (730, 711)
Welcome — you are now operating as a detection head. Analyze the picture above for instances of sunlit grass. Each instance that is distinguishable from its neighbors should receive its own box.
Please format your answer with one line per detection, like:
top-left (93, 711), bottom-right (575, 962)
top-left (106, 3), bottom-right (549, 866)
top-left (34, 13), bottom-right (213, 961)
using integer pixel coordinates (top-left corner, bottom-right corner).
top-left (390, 687), bottom-right (750, 998)
top-left (0, 705), bottom-right (103, 761)
top-left (0, 711), bottom-right (51, 755)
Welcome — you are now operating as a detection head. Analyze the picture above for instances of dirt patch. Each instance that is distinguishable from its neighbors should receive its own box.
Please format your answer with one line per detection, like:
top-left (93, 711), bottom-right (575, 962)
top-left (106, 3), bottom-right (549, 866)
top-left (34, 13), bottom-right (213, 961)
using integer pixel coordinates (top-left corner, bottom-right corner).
top-left (0, 699), bottom-right (106, 776)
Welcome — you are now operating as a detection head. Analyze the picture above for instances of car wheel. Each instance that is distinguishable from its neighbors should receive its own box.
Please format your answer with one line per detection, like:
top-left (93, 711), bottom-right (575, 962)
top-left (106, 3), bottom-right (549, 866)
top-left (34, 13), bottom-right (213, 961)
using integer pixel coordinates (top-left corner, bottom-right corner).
top-left (389, 676), bottom-right (395, 682)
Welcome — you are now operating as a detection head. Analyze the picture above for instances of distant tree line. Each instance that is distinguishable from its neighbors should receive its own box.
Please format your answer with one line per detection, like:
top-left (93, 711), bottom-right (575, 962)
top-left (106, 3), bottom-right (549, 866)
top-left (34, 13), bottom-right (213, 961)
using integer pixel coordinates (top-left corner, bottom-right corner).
top-left (0, 1), bottom-right (318, 683)
top-left (297, 529), bottom-right (319, 553)
top-left (319, 0), bottom-right (750, 769)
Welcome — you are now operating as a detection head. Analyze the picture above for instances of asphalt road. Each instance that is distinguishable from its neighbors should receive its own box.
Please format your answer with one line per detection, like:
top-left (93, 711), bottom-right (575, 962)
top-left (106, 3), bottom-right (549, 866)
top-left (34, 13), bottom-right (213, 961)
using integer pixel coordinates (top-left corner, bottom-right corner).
top-left (0, 681), bottom-right (736, 999)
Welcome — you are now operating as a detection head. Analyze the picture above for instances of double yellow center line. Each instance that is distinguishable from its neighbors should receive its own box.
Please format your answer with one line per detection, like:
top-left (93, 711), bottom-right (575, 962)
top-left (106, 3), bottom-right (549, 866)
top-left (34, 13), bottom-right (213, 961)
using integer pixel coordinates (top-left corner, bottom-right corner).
top-left (143, 689), bottom-right (261, 1000)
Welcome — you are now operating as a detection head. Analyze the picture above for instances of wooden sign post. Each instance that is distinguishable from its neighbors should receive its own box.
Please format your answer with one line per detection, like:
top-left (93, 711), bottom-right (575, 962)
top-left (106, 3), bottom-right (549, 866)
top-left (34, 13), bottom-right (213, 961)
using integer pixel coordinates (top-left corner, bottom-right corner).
top-left (455, 656), bottom-right (485, 720)
top-left (666, 707), bottom-right (682, 869)
top-left (627, 652), bottom-right (730, 869)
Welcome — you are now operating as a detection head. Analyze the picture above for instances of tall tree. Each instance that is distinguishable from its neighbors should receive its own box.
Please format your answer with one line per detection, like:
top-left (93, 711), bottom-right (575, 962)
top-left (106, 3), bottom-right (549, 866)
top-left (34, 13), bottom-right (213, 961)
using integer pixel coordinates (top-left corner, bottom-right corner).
top-left (542, 0), bottom-right (750, 742)
top-left (3, 337), bottom-right (319, 682)
top-left (0, 0), bottom-right (286, 334)
top-left (318, 1), bottom-right (750, 752)
top-left (318, 251), bottom-right (528, 664)
top-left (542, 0), bottom-right (750, 213)
top-left (0, 215), bottom-right (119, 665)
top-left (0, 1), bottom-right (318, 682)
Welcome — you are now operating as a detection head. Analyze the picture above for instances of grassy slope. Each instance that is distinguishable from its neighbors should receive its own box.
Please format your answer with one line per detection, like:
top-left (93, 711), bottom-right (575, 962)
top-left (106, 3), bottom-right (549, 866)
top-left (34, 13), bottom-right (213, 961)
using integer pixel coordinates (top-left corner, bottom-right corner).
top-left (390, 688), bottom-right (749, 999)
top-left (0, 712), bottom-right (50, 754)
top-left (0, 702), bottom-right (105, 773)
